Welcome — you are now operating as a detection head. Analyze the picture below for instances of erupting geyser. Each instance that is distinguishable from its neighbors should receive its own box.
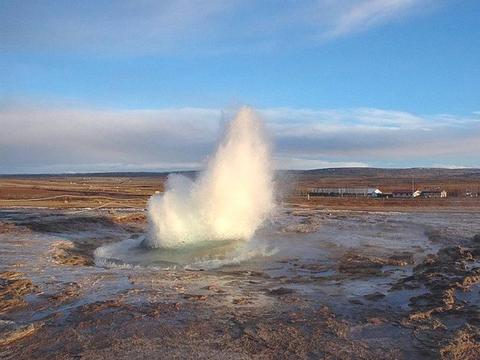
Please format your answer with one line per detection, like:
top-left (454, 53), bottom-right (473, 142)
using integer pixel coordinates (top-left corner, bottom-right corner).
top-left (146, 107), bottom-right (274, 248)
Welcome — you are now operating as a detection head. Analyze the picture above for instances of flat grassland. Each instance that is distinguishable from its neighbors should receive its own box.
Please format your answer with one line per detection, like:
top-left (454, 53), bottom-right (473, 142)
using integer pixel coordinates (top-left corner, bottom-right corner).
top-left (1, 168), bottom-right (479, 211)
top-left (0, 175), bottom-right (165, 209)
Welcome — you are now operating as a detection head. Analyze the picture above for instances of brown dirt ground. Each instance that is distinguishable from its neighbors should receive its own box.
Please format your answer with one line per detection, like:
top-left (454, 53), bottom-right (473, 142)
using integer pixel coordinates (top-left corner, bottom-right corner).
top-left (0, 174), bottom-right (479, 211)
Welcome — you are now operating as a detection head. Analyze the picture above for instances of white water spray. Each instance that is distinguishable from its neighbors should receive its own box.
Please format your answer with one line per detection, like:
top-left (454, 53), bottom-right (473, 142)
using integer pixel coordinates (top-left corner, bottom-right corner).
top-left (146, 107), bottom-right (274, 249)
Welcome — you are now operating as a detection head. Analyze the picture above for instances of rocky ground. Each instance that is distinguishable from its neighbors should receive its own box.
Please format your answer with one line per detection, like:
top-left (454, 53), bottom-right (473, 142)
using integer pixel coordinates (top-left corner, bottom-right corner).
top-left (1, 207), bottom-right (480, 359)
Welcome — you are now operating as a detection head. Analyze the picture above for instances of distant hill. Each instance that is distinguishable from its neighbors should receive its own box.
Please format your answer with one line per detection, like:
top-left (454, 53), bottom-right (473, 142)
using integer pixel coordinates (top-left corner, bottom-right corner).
top-left (1, 168), bottom-right (479, 179)
top-left (288, 168), bottom-right (480, 179)
top-left (0, 171), bottom-right (194, 178)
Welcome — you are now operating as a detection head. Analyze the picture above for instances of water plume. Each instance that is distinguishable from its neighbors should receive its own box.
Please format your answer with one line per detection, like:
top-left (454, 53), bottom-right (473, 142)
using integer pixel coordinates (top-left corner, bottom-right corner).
top-left (146, 107), bottom-right (274, 249)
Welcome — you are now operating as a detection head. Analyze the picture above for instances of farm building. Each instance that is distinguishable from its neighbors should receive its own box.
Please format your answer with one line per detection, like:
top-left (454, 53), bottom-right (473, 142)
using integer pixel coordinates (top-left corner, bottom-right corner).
top-left (392, 189), bottom-right (414, 198)
top-left (421, 189), bottom-right (448, 198)
top-left (308, 188), bottom-right (382, 197)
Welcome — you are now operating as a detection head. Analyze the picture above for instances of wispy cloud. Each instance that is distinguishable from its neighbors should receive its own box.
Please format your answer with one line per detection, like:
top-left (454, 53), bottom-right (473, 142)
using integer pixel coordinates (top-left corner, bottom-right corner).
top-left (0, 0), bottom-right (442, 54)
top-left (0, 0), bottom-right (239, 54)
top-left (321, 0), bottom-right (437, 39)
top-left (1, 102), bottom-right (478, 173)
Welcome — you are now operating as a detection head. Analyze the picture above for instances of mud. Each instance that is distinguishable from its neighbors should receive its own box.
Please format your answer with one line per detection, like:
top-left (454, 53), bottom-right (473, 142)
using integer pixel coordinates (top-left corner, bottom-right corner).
top-left (1, 208), bottom-right (480, 359)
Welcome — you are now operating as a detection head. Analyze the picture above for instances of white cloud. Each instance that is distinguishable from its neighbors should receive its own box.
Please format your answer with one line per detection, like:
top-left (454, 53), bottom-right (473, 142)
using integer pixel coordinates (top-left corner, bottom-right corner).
top-left (321, 0), bottom-right (434, 39)
top-left (1, 103), bottom-right (479, 173)
top-left (274, 157), bottom-right (368, 170)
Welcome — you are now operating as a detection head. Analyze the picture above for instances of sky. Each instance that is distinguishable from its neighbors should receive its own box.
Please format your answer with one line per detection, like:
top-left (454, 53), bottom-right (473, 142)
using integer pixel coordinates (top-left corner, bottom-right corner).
top-left (1, 0), bottom-right (479, 173)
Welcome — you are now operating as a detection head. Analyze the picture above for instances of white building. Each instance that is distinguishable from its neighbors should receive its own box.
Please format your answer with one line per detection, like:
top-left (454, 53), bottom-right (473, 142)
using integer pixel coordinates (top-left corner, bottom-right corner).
top-left (309, 188), bottom-right (382, 197)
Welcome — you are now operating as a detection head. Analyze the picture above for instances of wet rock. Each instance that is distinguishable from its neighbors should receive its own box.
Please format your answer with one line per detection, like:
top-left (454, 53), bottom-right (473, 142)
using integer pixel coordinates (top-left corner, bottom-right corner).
top-left (348, 298), bottom-right (364, 305)
top-left (392, 238), bottom-right (480, 357)
top-left (409, 287), bottom-right (456, 319)
top-left (364, 292), bottom-right (386, 301)
top-left (26, 215), bottom-right (117, 234)
top-left (406, 247), bottom-right (477, 293)
top-left (50, 240), bottom-right (94, 266)
top-left (0, 320), bottom-right (41, 346)
top-left (386, 252), bottom-right (414, 266)
top-left (266, 287), bottom-right (296, 296)
top-left (0, 271), bottom-right (38, 313)
top-left (438, 246), bottom-right (473, 264)
top-left (458, 268), bottom-right (480, 289)
top-left (439, 325), bottom-right (480, 359)
top-left (367, 317), bottom-right (386, 325)
top-left (338, 253), bottom-right (383, 276)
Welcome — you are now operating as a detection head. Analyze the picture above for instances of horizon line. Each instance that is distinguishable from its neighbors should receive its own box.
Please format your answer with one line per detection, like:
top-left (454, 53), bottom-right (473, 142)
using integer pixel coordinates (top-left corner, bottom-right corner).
top-left (1, 167), bottom-right (479, 177)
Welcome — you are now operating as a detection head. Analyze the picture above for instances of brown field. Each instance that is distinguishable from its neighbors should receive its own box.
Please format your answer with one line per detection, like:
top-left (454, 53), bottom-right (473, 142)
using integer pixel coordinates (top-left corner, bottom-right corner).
top-left (288, 195), bottom-right (480, 212)
top-left (1, 168), bottom-right (479, 211)
top-left (0, 175), bottom-right (166, 209)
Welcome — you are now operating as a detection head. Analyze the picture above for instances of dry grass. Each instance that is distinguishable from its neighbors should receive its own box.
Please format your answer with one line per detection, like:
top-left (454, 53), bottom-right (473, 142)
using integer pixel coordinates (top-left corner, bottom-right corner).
top-left (0, 171), bottom-right (479, 211)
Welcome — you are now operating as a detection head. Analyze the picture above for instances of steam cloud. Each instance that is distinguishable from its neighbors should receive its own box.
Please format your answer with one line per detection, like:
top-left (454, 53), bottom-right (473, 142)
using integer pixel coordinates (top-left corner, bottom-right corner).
top-left (146, 107), bottom-right (274, 248)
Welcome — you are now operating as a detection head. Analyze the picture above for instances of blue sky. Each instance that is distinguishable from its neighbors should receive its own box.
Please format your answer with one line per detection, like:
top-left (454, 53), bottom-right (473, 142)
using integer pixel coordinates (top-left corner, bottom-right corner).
top-left (1, 0), bottom-right (479, 173)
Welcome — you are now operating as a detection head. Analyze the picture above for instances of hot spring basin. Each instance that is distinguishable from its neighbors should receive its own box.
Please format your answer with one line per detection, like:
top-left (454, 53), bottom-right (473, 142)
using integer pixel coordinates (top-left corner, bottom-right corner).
top-left (94, 236), bottom-right (276, 270)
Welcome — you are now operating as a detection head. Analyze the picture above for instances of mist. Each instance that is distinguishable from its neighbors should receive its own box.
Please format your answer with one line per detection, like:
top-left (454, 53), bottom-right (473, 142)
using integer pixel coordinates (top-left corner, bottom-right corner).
top-left (145, 107), bottom-right (274, 248)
